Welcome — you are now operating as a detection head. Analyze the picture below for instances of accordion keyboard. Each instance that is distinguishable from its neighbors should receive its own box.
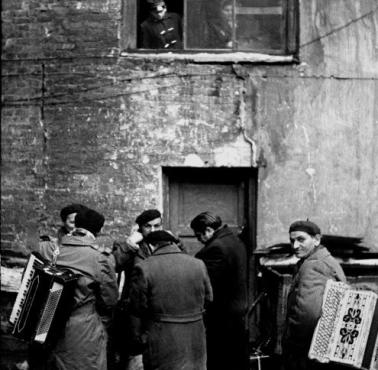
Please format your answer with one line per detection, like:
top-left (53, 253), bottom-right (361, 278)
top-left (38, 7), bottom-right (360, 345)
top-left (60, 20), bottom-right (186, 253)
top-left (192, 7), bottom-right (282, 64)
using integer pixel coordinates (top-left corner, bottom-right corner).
top-left (9, 253), bottom-right (43, 325)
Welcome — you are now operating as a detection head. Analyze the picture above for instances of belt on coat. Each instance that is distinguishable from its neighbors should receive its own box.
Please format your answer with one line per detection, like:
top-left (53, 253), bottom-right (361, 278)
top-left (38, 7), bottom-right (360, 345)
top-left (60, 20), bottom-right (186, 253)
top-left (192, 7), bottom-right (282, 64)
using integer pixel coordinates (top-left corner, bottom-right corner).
top-left (151, 310), bottom-right (204, 323)
top-left (71, 300), bottom-right (96, 316)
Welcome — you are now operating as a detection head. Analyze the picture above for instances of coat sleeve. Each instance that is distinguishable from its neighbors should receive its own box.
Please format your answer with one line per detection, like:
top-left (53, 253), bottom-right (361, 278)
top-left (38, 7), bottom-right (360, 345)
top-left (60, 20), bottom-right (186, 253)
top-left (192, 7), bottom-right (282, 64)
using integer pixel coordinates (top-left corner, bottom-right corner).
top-left (95, 253), bottom-right (119, 327)
top-left (128, 265), bottom-right (149, 354)
top-left (287, 260), bottom-right (334, 345)
top-left (112, 240), bottom-right (137, 273)
top-left (199, 260), bottom-right (213, 304)
top-left (198, 244), bottom-right (228, 298)
top-left (141, 23), bottom-right (153, 49)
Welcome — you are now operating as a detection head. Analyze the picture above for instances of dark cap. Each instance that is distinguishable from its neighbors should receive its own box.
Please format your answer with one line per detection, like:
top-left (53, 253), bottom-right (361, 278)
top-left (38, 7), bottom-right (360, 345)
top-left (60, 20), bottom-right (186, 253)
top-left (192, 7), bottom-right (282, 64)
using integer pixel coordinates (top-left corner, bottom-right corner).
top-left (75, 208), bottom-right (105, 236)
top-left (135, 209), bottom-right (162, 227)
top-left (60, 204), bottom-right (88, 222)
top-left (146, 0), bottom-right (165, 8)
top-left (289, 220), bottom-right (321, 236)
top-left (145, 230), bottom-right (177, 245)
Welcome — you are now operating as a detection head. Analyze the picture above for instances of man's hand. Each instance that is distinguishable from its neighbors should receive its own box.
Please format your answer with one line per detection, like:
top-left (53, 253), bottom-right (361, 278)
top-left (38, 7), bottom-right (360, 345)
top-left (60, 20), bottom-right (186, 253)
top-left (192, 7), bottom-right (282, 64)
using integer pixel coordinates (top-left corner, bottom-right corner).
top-left (126, 225), bottom-right (143, 250)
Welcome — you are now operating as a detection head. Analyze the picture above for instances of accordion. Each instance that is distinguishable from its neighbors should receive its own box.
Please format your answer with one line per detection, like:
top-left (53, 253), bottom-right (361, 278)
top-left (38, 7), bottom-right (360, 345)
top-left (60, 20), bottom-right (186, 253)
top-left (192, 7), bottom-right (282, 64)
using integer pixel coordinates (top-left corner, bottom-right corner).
top-left (309, 280), bottom-right (378, 370)
top-left (9, 252), bottom-right (79, 345)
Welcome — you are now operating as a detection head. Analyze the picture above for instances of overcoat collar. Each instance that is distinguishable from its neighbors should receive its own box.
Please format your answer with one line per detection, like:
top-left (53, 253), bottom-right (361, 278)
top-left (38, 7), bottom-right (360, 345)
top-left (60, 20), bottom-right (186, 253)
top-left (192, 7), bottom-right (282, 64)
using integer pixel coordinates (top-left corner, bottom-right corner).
top-left (296, 244), bottom-right (330, 270)
top-left (60, 232), bottom-right (97, 248)
top-left (205, 225), bottom-right (232, 246)
top-left (152, 241), bottom-right (182, 256)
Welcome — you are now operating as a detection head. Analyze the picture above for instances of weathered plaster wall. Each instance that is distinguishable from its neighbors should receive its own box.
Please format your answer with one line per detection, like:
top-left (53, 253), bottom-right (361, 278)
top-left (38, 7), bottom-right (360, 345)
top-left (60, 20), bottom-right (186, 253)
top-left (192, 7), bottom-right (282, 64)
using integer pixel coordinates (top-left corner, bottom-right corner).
top-left (1, 0), bottom-right (378, 262)
top-left (254, 0), bottom-right (378, 246)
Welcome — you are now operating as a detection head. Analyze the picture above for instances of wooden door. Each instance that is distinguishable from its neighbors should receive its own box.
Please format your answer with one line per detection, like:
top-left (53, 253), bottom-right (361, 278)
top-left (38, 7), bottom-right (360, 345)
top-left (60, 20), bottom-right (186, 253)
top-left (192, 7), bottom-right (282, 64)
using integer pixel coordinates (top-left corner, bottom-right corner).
top-left (163, 167), bottom-right (257, 255)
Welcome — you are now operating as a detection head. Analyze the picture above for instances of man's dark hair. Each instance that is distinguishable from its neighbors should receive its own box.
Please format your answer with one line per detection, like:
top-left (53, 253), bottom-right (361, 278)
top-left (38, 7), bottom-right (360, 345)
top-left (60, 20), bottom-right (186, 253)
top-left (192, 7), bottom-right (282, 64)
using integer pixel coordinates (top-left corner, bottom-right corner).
top-left (60, 204), bottom-right (88, 222)
top-left (75, 208), bottom-right (105, 236)
top-left (190, 212), bottom-right (222, 232)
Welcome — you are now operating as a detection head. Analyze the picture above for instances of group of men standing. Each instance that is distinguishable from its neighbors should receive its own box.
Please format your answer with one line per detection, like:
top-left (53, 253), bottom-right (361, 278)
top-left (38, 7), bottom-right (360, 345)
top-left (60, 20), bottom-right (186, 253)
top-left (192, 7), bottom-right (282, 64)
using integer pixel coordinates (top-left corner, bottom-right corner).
top-left (111, 209), bottom-right (249, 370)
top-left (29, 203), bottom-right (346, 370)
top-left (31, 206), bottom-right (249, 370)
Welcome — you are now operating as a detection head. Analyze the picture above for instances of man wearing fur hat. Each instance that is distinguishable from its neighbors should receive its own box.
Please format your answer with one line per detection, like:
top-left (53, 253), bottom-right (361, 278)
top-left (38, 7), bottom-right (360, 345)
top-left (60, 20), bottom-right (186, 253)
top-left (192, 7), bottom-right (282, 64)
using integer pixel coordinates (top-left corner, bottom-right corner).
top-left (140, 0), bottom-right (182, 49)
top-left (282, 220), bottom-right (346, 370)
top-left (32, 207), bottom-right (118, 370)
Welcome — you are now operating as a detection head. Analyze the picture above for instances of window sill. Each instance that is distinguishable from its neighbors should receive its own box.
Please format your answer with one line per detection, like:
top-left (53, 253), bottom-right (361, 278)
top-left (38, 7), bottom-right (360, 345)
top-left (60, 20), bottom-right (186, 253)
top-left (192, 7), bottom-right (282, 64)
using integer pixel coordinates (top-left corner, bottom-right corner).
top-left (119, 50), bottom-right (296, 64)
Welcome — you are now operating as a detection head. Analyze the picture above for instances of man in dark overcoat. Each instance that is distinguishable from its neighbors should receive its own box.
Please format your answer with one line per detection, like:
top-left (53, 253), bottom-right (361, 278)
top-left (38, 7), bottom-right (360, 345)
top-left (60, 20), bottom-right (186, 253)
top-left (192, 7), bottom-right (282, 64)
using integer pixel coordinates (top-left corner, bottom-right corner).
top-left (111, 209), bottom-right (163, 369)
top-left (190, 212), bottom-right (249, 370)
top-left (282, 220), bottom-right (346, 370)
top-left (129, 230), bottom-right (213, 370)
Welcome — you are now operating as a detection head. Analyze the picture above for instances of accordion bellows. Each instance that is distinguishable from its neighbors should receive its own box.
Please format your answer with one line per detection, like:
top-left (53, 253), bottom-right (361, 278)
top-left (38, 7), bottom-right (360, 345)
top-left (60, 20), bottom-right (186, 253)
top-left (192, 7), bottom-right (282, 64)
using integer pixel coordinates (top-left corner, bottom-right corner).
top-left (309, 280), bottom-right (378, 370)
top-left (9, 252), bottom-right (79, 345)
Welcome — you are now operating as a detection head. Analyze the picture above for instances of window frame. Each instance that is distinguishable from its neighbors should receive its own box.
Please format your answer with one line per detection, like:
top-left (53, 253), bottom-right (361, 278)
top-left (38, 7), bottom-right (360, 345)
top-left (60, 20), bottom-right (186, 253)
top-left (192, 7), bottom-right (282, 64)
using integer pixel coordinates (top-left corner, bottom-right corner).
top-left (120, 0), bottom-right (298, 62)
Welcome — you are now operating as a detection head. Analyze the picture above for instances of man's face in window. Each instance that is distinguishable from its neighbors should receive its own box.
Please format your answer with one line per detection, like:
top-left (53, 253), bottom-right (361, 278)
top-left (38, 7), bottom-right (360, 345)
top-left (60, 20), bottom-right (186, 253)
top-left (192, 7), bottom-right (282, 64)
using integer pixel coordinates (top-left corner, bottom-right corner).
top-left (151, 3), bottom-right (167, 20)
top-left (222, 4), bottom-right (233, 23)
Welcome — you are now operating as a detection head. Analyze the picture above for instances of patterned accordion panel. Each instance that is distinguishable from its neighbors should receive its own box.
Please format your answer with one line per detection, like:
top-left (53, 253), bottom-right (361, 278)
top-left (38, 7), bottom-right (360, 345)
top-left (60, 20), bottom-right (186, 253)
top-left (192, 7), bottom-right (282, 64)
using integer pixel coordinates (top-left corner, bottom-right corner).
top-left (10, 253), bottom-right (79, 346)
top-left (309, 280), bottom-right (378, 370)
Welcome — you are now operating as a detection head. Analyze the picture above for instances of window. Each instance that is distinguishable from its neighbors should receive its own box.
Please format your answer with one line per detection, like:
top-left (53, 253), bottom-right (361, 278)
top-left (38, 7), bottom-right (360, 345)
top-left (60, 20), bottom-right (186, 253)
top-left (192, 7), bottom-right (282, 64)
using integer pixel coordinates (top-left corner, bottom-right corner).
top-left (121, 0), bottom-right (298, 55)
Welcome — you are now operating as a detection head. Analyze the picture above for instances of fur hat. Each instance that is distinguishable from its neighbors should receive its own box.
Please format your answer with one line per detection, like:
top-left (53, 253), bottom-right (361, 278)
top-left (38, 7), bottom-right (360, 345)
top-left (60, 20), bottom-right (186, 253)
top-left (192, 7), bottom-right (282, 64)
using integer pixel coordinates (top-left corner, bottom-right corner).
top-left (60, 204), bottom-right (88, 222)
top-left (75, 208), bottom-right (105, 236)
top-left (146, 0), bottom-right (166, 9)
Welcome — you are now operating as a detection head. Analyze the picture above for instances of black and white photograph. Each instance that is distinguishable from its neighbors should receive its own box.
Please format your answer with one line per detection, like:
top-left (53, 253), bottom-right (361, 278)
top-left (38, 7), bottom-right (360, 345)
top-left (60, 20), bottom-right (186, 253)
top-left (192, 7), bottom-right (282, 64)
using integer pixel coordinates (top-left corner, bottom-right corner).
top-left (1, 1), bottom-right (378, 370)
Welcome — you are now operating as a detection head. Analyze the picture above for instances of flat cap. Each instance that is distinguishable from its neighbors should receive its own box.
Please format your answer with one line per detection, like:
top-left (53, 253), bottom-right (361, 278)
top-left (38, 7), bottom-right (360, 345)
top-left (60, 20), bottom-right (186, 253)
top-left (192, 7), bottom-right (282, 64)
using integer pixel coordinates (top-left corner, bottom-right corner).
top-left (135, 209), bottom-right (161, 226)
top-left (145, 230), bottom-right (177, 245)
top-left (289, 220), bottom-right (321, 236)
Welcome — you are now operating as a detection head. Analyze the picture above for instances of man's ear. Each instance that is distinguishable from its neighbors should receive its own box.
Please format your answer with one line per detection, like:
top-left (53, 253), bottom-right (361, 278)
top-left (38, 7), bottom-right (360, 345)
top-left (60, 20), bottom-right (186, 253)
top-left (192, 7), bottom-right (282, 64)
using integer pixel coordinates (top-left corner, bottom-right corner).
top-left (314, 234), bottom-right (321, 246)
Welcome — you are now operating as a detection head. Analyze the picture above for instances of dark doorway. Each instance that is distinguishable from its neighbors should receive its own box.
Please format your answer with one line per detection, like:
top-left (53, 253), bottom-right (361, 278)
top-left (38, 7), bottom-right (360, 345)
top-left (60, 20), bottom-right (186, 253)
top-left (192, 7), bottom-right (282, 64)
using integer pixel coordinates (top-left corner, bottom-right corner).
top-left (163, 166), bottom-right (259, 356)
top-left (163, 167), bottom-right (257, 255)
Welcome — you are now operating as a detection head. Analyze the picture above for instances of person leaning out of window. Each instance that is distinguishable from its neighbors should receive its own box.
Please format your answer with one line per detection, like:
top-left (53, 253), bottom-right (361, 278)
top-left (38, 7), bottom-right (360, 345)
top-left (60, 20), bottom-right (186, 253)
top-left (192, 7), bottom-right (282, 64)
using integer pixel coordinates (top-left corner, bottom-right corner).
top-left (141, 0), bottom-right (182, 49)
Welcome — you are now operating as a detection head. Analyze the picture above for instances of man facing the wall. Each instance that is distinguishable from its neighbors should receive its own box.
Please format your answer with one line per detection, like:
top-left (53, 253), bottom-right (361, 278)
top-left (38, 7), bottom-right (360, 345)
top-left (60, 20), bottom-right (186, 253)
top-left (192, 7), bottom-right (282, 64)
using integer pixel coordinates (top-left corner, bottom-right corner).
top-left (190, 211), bottom-right (249, 370)
top-left (129, 230), bottom-right (213, 369)
top-left (282, 220), bottom-right (346, 370)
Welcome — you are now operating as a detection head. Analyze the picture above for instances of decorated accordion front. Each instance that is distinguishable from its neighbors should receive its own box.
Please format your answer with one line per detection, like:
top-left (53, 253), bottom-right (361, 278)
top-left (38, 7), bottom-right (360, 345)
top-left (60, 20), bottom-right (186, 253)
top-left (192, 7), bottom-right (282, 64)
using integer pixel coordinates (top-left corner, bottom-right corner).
top-left (9, 252), bottom-right (79, 346)
top-left (309, 280), bottom-right (378, 370)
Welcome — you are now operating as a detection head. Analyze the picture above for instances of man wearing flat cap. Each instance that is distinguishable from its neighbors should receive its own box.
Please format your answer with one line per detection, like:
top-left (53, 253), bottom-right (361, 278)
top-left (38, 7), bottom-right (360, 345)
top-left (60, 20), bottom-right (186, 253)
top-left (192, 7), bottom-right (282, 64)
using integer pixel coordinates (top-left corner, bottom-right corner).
top-left (282, 220), bottom-right (346, 370)
top-left (129, 230), bottom-right (213, 369)
top-left (111, 209), bottom-right (183, 369)
top-left (140, 0), bottom-right (182, 49)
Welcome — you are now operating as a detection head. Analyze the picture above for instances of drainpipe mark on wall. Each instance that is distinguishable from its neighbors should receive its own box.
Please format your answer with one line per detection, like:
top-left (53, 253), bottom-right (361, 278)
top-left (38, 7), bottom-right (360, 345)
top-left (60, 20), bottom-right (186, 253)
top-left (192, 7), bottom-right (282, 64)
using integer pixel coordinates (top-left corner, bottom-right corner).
top-left (302, 125), bottom-right (317, 204)
top-left (238, 85), bottom-right (257, 167)
top-left (39, 63), bottom-right (48, 189)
